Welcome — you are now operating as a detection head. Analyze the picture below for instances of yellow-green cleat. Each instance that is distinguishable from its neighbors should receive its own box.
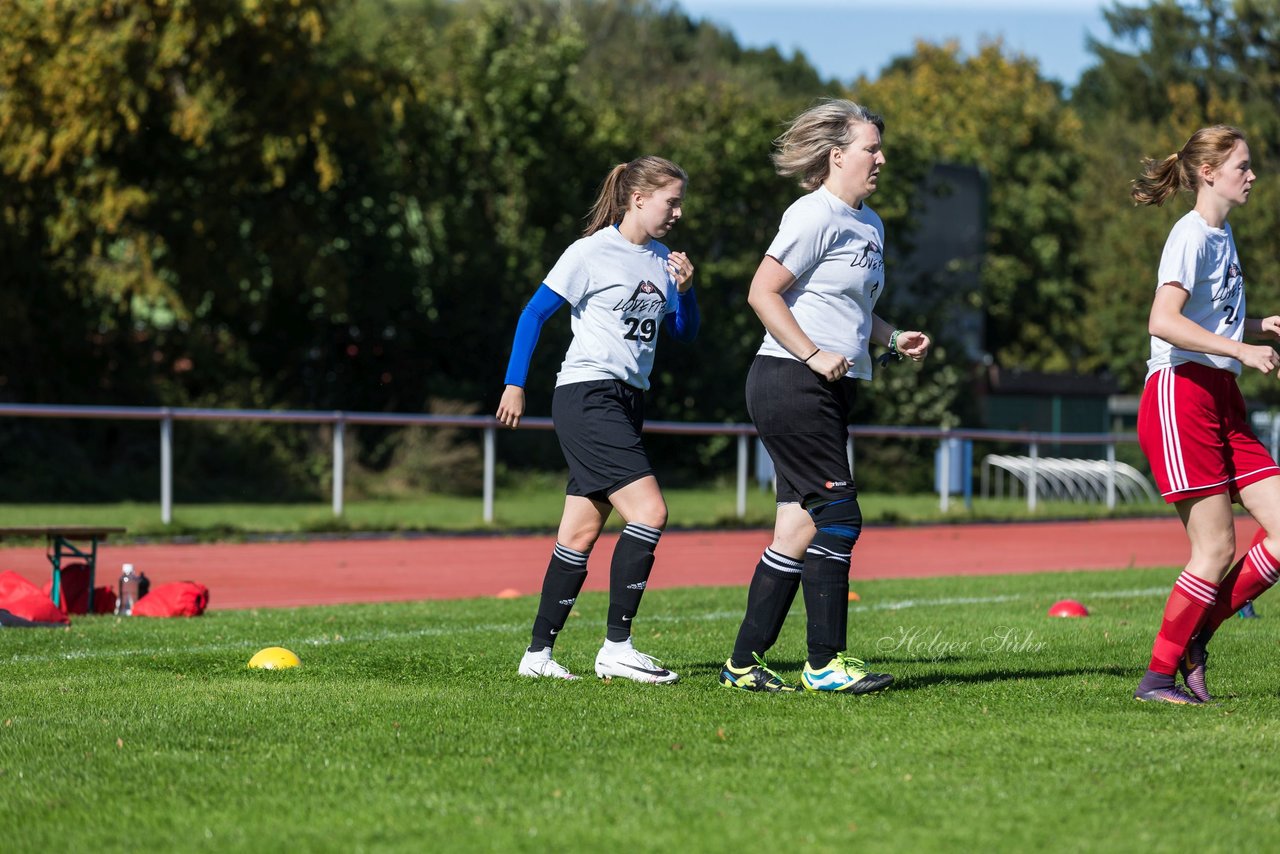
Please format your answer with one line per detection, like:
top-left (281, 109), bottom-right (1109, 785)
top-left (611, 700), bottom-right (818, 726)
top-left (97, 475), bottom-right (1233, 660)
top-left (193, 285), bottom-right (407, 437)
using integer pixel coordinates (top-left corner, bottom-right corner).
top-left (801, 652), bottom-right (893, 694)
top-left (719, 653), bottom-right (798, 693)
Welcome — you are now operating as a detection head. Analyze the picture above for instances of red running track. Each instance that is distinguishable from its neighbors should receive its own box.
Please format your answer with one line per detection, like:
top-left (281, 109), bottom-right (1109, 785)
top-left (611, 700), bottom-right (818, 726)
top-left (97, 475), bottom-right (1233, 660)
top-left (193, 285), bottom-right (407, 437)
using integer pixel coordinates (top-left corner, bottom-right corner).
top-left (0, 517), bottom-right (1260, 611)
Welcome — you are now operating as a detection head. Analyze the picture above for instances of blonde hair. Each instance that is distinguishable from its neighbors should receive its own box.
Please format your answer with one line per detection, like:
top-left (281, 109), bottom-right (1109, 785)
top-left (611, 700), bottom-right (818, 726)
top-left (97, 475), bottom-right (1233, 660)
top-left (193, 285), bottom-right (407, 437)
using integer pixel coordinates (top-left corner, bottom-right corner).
top-left (583, 156), bottom-right (687, 235)
top-left (1131, 125), bottom-right (1246, 206)
top-left (772, 99), bottom-right (885, 191)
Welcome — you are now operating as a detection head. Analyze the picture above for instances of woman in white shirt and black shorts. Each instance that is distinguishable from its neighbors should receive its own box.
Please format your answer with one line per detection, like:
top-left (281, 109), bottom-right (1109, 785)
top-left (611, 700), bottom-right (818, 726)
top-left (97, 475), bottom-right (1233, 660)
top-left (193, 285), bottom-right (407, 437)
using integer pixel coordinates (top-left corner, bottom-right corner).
top-left (497, 156), bottom-right (699, 685)
top-left (719, 99), bottom-right (931, 694)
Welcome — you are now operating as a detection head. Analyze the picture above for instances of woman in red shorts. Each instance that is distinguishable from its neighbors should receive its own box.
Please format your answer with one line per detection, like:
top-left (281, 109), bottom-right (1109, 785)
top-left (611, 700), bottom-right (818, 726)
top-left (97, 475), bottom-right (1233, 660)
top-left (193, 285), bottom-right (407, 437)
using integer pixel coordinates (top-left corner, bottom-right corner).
top-left (1131, 125), bottom-right (1280, 704)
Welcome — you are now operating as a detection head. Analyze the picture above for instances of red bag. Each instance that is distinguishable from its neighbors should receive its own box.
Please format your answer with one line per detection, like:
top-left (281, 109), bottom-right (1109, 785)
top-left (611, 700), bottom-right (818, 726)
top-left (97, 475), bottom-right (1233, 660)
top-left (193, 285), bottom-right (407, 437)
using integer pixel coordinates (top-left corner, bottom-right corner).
top-left (0, 570), bottom-right (70, 625)
top-left (131, 582), bottom-right (209, 618)
top-left (41, 562), bottom-right (117, 615)
top-left (93, 586), bottom-right (118, 614)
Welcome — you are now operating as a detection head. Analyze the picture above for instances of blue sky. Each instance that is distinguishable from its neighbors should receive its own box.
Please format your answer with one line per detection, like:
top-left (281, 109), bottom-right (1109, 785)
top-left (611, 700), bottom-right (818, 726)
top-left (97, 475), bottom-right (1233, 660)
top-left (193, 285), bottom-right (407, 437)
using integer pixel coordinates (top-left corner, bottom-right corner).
top-left (675, 0), bottom-right (1117, 87)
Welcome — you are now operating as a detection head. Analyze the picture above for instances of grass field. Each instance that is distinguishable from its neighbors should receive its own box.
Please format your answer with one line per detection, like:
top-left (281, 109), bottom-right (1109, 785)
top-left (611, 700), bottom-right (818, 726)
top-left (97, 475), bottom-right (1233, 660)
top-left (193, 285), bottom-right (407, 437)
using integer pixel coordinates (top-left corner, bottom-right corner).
top-left (0, 487), bottom-right (1168, 541)
top-left (5, 566), bottom-right (1279, 852)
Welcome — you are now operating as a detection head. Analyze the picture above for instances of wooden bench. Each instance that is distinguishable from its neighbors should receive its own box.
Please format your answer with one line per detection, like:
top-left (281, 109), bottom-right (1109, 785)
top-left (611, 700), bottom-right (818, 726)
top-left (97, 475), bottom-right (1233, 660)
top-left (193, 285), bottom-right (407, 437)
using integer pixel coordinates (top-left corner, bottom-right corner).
top-left (0, 526), bottom-right (127, 612)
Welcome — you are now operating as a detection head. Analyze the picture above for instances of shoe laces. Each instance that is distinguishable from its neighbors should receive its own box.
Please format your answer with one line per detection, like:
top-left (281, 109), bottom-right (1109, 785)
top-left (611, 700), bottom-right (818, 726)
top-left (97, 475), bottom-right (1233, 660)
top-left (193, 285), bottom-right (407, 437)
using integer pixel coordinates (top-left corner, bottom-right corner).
top-left (620, 648), bottom-right (665, 670)
top-left (542, 658), bottom-right (574, 678)
top-left (752, 652), bottom-right (786, 684)
top-left (834, 652), bottom-right (870, 677)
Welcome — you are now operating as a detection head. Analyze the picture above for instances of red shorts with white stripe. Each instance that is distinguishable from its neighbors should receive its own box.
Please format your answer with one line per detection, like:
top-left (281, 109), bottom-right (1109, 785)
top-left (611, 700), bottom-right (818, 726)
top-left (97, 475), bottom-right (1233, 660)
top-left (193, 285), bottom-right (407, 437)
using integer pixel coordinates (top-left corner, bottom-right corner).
top-left (1138, 362), bottom-right (1280, 503)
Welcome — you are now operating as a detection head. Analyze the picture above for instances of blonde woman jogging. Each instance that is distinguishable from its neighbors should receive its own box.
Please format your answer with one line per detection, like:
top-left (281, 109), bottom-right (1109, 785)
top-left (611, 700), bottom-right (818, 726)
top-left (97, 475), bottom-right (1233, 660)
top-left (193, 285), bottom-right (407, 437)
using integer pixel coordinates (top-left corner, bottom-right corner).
top-left (720, 100), bottom-right (930, 694)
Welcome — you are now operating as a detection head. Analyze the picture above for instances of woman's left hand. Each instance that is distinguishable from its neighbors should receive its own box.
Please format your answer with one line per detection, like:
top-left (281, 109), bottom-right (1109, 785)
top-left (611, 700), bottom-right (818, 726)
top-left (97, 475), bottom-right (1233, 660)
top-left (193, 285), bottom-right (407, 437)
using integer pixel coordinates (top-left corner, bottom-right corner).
top-left (1261, 315), bottom-right (1280, 339)
top-left (667, 251), bottom-right (695, 293)
top-left (895, 330), bottom-right (932, 361)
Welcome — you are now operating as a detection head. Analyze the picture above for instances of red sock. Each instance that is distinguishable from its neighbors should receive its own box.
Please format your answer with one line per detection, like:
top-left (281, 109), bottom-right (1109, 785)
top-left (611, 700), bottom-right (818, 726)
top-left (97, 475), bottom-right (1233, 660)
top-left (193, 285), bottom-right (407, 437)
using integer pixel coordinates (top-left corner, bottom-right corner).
top-left (1148, 571), bottom-right (1220, 674)
top-left (1201, 532), bottom-right (1280, 642)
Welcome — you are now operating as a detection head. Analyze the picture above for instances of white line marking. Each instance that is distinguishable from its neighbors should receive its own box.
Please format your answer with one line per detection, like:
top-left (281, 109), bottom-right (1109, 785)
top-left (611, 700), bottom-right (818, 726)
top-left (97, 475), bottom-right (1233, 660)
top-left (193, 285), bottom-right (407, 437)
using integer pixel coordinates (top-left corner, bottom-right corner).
top-left (6, 587), bottom-right (1172, 665)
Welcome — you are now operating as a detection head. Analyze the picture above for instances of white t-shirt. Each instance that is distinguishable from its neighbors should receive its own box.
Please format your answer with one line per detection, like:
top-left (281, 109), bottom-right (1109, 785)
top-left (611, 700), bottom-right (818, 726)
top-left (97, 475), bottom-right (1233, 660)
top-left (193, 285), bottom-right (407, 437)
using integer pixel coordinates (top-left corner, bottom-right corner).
top-left (1146, 210), bottom-right (1245, 380)
top-left (757, 185), bottom-right (886, 380)
top-left (543, 226), bottom-right (677, 390)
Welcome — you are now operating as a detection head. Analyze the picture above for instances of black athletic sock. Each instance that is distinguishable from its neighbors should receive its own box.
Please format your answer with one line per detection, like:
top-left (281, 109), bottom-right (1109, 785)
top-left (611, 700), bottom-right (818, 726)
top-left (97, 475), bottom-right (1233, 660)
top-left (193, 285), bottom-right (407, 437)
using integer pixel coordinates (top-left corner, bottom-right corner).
top-left (731, 548), bottom-right (803, 668)
top-left (802, 531), bottom-right (852, 668)
top-left (606, 522), bottom-right (661, 642)
top-left (529, 543), bottom-right (590, 651)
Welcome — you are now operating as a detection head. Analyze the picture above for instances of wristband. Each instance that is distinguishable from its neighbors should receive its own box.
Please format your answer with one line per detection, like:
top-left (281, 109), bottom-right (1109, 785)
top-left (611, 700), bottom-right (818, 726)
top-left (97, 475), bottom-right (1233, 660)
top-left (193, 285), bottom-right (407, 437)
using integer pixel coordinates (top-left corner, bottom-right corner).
top-left (888, 330), bottom-right (904, 359)
top-left (802, 348), bottom-right (820, 363)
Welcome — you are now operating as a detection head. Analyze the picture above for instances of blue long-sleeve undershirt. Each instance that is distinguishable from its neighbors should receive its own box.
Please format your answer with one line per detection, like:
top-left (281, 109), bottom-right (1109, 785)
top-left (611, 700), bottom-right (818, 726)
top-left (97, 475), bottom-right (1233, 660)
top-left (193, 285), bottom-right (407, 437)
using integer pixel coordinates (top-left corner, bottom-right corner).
top-left (503, 285), bottom-right (566, 388)
top-left (666, 287), bottom-right (700, 343)
top-left (502, 283), bottom-right (701, 387)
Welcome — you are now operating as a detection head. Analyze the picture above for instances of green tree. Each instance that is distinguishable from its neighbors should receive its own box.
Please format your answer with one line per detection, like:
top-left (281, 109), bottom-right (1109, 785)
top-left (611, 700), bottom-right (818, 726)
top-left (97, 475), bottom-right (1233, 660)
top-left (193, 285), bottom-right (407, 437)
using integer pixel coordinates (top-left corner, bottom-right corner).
top-left (860, 41), bottom-right (1089, 378)
top-left (5, 0), bottom-right (1020, 497)
top-left (0, 0), bottom-right (427, 497)
top-left (0, 0), bottom-right (409, 411)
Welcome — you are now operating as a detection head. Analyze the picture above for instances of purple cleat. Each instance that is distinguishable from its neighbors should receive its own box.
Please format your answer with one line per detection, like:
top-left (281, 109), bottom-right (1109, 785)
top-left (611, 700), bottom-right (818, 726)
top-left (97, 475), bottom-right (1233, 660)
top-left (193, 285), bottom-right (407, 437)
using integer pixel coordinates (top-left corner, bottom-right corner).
top-left (1134, 684), bottom-right (1202, 705)
top-left (1178, 638), bottom-right (1212, 703)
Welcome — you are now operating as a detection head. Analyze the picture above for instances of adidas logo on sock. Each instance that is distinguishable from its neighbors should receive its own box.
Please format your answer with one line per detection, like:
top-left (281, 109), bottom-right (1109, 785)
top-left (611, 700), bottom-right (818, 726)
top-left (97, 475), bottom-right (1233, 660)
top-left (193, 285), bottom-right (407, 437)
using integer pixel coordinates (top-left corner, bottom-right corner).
top-left (626, 581), bottom-right (647, 590)
top-left (558, 597), bottom-right (577, 606)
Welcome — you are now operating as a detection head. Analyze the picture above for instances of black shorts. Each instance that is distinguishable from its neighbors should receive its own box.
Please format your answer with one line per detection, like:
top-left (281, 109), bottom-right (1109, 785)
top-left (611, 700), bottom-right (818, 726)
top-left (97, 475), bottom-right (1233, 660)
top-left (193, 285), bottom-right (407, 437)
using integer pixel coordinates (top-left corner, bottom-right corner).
top-left (746, 355), bottom-right (858, 507)
top-left (552, 380), bottom-right (654, 501)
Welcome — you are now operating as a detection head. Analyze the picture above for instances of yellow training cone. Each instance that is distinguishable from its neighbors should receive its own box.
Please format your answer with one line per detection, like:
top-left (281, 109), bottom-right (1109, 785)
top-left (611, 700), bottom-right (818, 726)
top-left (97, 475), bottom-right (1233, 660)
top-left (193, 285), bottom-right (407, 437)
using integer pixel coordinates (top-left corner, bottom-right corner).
top-left (248, 647), bottom-right (302, 670)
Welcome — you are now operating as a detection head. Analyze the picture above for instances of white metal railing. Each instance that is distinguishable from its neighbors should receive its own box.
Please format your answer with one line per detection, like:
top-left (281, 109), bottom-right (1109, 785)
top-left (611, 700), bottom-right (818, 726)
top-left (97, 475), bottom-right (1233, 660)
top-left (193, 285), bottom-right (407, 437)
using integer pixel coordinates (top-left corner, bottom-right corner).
top-left (0, 403), bottom-right (1151, 524)
top-left (981, 454), bottom-right (1158, 505)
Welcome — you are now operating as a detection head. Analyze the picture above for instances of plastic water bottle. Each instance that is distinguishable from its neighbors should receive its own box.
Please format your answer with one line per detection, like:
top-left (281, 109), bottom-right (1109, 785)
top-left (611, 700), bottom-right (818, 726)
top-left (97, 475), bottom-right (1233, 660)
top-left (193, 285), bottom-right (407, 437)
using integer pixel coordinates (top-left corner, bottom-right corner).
top-left (117, 563), bottom-right (139, 616)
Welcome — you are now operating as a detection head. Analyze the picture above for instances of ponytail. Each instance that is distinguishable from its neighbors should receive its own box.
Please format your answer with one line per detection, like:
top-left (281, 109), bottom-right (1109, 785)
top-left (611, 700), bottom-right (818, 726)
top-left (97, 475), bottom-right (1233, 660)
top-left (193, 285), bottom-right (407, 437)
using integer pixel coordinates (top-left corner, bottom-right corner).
top-left (1130, 152), bottom-right (1188, 207)
top-left (583, 163), bottom-right (630, 236)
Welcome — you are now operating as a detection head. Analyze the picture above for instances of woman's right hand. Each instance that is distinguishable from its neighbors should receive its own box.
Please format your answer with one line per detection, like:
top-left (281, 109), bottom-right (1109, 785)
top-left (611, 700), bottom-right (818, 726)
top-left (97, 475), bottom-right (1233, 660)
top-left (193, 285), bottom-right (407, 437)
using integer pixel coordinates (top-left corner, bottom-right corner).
top-left (806, 349), bottom-right (850, 382)
top-left (1239, 343), bottom-right (1280, 375)
top-left (496, 385), bottom-right (526, 429)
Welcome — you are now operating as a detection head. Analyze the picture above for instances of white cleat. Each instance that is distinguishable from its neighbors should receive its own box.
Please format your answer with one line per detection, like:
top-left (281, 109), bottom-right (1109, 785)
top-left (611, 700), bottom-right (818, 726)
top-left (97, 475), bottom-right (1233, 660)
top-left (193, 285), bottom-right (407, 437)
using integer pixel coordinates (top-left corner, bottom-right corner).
top-left (594, 640), bottom-right (679, 684)
top-left (518, 647), bottom-right (579, 680)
